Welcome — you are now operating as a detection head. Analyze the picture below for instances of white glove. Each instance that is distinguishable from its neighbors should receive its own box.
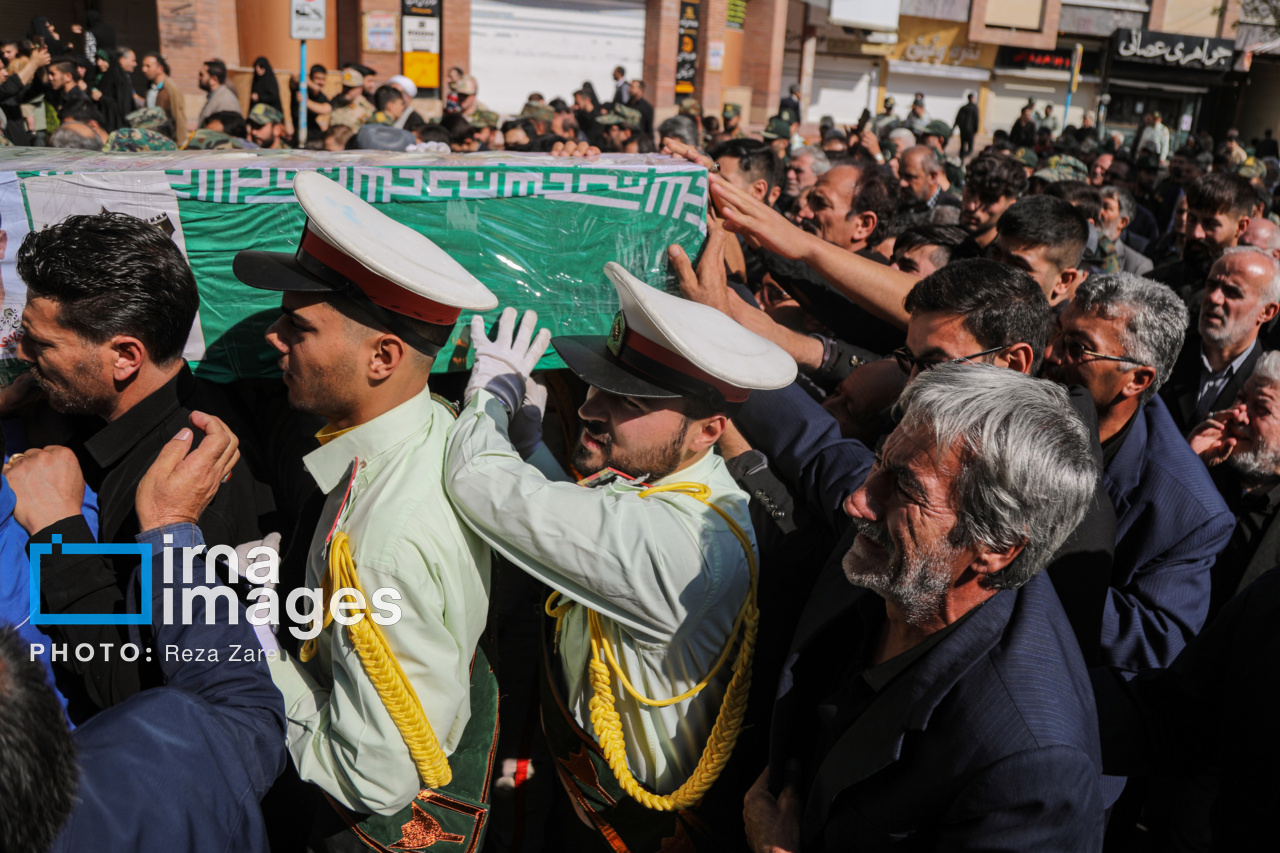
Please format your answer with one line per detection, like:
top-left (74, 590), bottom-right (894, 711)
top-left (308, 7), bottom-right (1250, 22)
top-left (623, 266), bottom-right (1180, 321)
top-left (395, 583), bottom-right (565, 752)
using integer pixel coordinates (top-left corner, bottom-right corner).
top-left (464, 307), bottom-right (552, 414)
top-left (509, 375), bottom-right (548, 460)
top-left (231, 533), bottom-right (282, 648)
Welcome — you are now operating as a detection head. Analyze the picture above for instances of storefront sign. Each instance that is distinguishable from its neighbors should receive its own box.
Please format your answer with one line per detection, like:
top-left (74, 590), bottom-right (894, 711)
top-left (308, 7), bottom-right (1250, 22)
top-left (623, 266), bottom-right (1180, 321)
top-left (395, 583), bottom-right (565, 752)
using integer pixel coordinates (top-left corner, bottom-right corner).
top-left (676, 0), bottom-right (700, 96)
top-left (403, 15), bottom-right (439, 52)
top-left (290, 0), bottom-right (326, 40)
top-left (364, 12), bottom-right (398, 53)
top-left (402, 0), bottom-right (441, 90)
top-left (708, 39), bottom-right (724, 72)
top-left (1113, 29), bottom-right (1233, 71)
top-left (726, 0), bottom-right (745, 32)
top-left (996, 46), bottom-right (1101, 75)
top-left (402, 0), bottom-right (438, 15)
top-left (890, 17), bottom-right (997, 68)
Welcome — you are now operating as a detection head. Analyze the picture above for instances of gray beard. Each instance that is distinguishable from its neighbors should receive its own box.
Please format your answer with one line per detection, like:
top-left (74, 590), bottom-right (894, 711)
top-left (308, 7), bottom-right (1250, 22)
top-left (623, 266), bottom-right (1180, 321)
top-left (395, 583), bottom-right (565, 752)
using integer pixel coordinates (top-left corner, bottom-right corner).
top-left (1198, 314), bottom-right (1251, 350)
top-left (1227, 442), bottom-right (1280, 490)
top-left (842, 517), bottom-right (953, 627)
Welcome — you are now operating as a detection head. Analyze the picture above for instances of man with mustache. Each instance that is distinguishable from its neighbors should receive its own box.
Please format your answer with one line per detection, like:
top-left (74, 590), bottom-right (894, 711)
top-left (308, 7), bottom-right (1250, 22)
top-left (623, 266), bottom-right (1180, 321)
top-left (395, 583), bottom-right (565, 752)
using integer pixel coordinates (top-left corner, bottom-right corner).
top-left (1160, 247), bottom-right (1280, 435)
top-left (1042, 273), bottom-right (1235, 673)
top-left (8, 212), bottom-right (273, 720)
top-left (1189, 350), bottom-right (1280, 622)
top-left (1151, 172), bottom-right (1256, 310)
top-left (445, 261), bottom-right (796, 850)
top-left (795, 161), bottom-right (900, 261)
top-left (745, 365), bottom-right (1104, 851)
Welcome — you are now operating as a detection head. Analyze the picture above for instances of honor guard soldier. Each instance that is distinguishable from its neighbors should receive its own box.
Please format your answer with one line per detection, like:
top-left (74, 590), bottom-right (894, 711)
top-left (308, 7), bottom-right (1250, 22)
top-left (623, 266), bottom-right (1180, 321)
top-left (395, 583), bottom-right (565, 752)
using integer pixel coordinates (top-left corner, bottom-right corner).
top-left (233, 171), bottom-right (500, 851)
top-left (446, 264), bottom-right (797, 849)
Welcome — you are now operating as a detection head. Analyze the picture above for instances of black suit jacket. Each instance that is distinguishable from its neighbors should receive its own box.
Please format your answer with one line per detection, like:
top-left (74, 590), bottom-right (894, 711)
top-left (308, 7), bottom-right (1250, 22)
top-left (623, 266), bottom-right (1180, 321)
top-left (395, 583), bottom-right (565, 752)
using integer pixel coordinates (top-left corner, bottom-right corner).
top-left (1094, 566), bottom-right (1280, 849)
top-left (773, 569), bottom-right (1105, 851)
top-left (632, 96), bottom-right (654, 139)
top-left (1159, 334), bottom-right (1262, 435)
top-left (735, 380), bottom-right (1115, 666)
top-left (954, 102), bottom-right (979, 136)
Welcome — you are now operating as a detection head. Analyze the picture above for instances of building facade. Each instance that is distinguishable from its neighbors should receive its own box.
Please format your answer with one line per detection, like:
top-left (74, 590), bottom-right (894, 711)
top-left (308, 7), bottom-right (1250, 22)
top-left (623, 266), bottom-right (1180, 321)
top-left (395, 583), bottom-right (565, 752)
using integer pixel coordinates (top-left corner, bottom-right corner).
top-left (2, 0), bottom-right (1268, 141)
top-left (1, 0), bottom-right (795, 126)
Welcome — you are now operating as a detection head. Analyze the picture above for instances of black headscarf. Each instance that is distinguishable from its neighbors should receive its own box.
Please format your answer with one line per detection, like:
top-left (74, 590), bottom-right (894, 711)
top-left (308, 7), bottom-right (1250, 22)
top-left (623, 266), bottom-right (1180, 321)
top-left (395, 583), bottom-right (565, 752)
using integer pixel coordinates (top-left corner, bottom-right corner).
top-left (26, 17), bottom-right (69, 55)
top-left (83, 11), bottom-right (117, 54)
top-left (250, 57), bottom-right (283, 112)
top-left (94, 49), bottom-right (134, 132)
top-left (581, 81), bottom-right (602, 111)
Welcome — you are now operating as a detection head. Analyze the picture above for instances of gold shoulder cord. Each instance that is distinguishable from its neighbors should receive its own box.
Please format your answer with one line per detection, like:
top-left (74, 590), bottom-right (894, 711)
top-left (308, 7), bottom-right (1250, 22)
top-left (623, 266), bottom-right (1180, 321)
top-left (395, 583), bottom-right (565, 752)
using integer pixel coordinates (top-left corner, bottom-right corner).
top-left (301, 531), bottom-right (453, 789)
top-left (544, 481), bottom-right (759, 811)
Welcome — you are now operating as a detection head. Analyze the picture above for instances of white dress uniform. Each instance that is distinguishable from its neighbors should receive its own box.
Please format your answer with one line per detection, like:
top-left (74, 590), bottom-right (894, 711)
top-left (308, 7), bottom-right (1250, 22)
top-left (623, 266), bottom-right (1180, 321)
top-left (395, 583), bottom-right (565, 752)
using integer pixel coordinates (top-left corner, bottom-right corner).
top-left (446, 263), bottom-right (797, 795)
top-left (232, 170), bottom-right (500, 819)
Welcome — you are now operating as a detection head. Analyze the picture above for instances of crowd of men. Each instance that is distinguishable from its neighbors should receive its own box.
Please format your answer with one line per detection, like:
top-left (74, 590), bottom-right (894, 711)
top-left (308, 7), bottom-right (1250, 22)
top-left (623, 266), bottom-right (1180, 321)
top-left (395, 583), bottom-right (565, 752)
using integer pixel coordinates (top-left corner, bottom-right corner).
top-left (5, 12), bottom-right (1280, 853)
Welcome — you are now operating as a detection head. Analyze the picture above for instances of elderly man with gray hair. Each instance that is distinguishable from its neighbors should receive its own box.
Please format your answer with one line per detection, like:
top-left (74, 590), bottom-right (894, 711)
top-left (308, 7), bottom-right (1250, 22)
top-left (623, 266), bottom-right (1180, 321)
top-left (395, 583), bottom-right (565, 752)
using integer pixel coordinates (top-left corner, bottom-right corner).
top-left (1189, 350), bottom-right (1280, 622)
top-left (898, 145), bottom-right (960, 223)
top-left (745, 364), bottom-right (1104, 852)
top-left (1099, 185), bottom-right (1153, 275)
top-left (784, 144), bottom-right (830, 199)
top-left (1044, 273), bottom-right (1235, 674)
top-left (1160, 246), bottom-right (1280, 434)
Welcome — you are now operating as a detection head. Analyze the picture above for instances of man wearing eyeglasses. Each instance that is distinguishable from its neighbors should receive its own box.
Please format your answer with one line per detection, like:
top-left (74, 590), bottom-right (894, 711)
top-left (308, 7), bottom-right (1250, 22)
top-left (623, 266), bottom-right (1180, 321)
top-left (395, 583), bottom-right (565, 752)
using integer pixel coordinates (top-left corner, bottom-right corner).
top-left (1042, 273), bottom-right (1235, 675)
top-left (729, 260), bottom-right (1118, 665)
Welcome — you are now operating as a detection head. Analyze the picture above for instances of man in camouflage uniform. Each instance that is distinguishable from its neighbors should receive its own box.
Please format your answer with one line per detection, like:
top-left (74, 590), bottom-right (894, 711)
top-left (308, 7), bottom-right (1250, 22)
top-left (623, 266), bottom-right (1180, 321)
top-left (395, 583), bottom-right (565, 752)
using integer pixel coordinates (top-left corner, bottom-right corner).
top-left (328, 68), bottom-right (375, 131)
top-left (103, 128), bottom-right (178, 152)
top-left (247, 104), bottom-right (290, 150)
top-left (184, 128), bottom-right (237, 150)
top-left (125, 106), bottom-right (175, 142)
top-left (520, 102), bottom-right (555, 135)
top-left (1011, 146), bottom-right (1039, 177)
top-left (471, 109), bottom-right (500, 150)
top-left (762, 115), bottom-right (792, 161)
top-left (679, 98), bottom-right (702, 122)
top-left (872, 96), bottom-right (899, 138)
top-left (919, 120), bottom-right (964, 191)
top-left (723, 103), bottom-right (745, 139)
top-left (596, 103), bottom-right (642, 151)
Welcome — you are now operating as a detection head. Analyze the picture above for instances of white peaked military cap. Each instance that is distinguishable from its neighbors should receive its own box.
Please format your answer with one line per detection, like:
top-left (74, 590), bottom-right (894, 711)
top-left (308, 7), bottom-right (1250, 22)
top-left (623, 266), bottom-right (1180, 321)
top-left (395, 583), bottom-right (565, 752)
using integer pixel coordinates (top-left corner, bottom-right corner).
top-left (553, 261), bottom-right (797, 409)
top-left (233, 170), bottom-right (497, 353)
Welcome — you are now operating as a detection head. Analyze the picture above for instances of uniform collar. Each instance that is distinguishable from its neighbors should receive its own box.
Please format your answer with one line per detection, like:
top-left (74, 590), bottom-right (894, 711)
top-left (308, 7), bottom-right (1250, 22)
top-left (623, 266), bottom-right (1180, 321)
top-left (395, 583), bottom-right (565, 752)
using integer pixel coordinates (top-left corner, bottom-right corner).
top-left (303, 387), bottom-right (436, 493)
top-left (650, 446), bottom-right (720, 488)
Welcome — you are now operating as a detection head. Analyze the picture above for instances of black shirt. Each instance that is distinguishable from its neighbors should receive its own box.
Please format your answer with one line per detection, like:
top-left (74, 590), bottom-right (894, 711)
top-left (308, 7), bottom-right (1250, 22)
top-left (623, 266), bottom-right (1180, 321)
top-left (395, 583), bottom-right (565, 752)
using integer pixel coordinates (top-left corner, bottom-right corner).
top-left (1208, 466), bottom-right (1280, 623)
top-left (30, 365), bottom-right (275, 721)
top-left (1102, 411), bottom-right (1139, 469)
top-left (795, 589), bottom-right (978, 798)
top-left (299, 87), bottom-right (330, 138)
top-left (1149, 254), bottom-right (1212, 312)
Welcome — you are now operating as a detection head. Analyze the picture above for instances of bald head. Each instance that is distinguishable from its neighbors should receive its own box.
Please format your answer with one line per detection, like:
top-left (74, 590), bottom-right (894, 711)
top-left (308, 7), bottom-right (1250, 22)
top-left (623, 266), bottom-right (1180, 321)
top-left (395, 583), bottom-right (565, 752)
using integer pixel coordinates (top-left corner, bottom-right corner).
top-left (1200, 247), bottom-right (1280, 352)
top-left (1241, 216), bottom-right (1280, 258)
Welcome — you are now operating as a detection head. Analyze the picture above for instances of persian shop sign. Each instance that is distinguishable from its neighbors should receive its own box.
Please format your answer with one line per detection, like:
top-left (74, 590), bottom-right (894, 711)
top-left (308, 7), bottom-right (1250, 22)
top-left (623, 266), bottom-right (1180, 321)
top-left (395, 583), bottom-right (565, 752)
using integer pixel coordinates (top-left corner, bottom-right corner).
top-left (1113, 29), bottom-right (1233, 71)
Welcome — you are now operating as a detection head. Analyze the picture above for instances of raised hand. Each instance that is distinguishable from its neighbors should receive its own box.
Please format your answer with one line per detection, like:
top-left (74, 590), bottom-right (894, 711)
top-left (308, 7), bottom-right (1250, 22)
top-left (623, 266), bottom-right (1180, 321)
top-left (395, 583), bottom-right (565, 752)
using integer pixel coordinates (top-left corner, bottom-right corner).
top-left (1189, 401), bottom-right (1246, 466)
top-left (135, 411), bottom-right (241, 531)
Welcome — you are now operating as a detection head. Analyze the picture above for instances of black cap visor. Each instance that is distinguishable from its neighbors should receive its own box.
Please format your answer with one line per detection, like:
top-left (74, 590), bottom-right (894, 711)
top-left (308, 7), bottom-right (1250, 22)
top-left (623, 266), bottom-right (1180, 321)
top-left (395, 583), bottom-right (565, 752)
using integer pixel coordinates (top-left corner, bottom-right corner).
top-left (233, 250), bottom-right (337, 294)
top-left (552, 335), bottom-right (683, 399)
top-left (232, 249), bottom-right (447, 357)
